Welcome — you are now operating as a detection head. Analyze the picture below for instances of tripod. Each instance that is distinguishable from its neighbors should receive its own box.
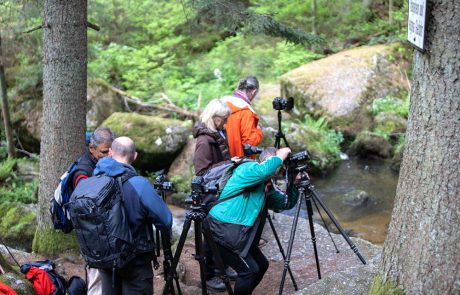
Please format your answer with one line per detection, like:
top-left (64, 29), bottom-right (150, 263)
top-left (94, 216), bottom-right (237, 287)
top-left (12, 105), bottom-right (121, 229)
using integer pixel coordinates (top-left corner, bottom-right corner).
top-left (278, 165), bottom-right (367, 294)
top-left (162, 193), bottom-right (233, 295)
top-left (263, 109), bottom-right (299, 290)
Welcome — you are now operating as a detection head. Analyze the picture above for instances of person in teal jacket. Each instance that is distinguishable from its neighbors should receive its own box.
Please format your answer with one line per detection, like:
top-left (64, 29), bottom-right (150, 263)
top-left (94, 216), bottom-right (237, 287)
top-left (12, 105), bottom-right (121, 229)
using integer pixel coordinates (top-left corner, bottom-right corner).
top-left (207, 147), bottom-right (299, 294)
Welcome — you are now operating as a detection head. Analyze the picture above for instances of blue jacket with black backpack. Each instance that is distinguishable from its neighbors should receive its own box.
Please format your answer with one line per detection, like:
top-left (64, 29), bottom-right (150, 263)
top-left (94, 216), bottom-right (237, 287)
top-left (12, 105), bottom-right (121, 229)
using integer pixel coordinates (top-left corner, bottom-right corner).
top-left (92, 156), bottom-right (173, 263)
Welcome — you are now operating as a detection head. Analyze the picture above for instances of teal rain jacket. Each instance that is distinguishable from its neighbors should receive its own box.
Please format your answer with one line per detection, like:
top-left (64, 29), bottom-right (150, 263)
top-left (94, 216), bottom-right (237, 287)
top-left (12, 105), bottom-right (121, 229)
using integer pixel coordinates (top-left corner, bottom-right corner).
top-left (208, 156), bottom-right (298, 255)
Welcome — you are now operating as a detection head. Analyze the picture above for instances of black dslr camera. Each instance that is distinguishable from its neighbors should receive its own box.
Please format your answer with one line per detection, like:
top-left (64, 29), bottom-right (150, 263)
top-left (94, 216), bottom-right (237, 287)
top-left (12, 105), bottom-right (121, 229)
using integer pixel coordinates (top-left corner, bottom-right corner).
top-left (272, 97), bottom-right (294, 111)
top-left (286, 150), bottom-right (311, 170)
top-left (243, 144), bottom-right (263, 157)
top-left (153, 173), bottom-right (175, 192)
top-left (187, 176), bottom-right (218, 206)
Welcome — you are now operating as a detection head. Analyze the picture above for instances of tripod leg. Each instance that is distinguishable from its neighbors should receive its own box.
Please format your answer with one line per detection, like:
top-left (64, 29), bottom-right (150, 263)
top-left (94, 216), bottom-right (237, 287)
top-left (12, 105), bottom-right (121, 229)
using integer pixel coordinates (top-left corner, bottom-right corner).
top-left (312, 197), bottom-right (340, 253)
top-left (156, 228), bottom-right (161, 256)
top-left (162, 216), bottom-right (192, 295)
top-left (310, 189), bottom-right (367, 264)
top-left (193, 218), bottom-right (209, 295)
top-left (278, 190), bottom-right (303, 295)
top-left (266, 214), bottom-right (298, 291)
top-left (305, 192), bottom-right (322, 279)
top-left (202, 220), bottom-right (234, 295)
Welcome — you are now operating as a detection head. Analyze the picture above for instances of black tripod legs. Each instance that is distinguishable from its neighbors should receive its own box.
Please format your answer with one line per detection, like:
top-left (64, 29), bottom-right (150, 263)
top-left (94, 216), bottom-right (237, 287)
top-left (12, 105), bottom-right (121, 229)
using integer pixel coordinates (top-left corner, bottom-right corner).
top-left (310, 189), bottom-right (367, 265)
top-left (267, 214), bottom-right (298, 291)
top-left (162, 211), bottom-right (234, 295)
top-left (305, 192), bottom-right (321, 280)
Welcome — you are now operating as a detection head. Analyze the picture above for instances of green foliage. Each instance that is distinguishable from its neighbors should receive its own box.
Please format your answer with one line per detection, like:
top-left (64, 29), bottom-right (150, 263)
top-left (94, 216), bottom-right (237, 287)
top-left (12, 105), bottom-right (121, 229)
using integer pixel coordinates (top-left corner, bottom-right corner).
top-left (0, 158), bottom-right (16, 181)
top-left (297, 115), bottom-right (344, 171)
top-left (0, 159), bottom-right (38, 203)
top-left (372, 95), bottom-right (409, 117)
top-left (369, 274), bottom-right (406, 295)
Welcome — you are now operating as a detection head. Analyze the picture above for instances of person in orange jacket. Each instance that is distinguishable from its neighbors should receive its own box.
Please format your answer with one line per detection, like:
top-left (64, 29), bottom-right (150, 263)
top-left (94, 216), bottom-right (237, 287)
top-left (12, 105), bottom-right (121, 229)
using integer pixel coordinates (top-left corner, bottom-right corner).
top-left (222, 76), bottom-right (264, 158)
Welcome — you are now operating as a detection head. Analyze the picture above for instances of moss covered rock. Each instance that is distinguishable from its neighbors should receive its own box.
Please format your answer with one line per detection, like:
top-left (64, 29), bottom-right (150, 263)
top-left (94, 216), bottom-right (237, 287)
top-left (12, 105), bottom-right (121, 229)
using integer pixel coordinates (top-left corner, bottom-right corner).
top-left (350, 131), bottom-right (393, 158)
top-left (101, 112), bottom-right (192, 171)
top-left (280, 43), bottom-right (409, 138)
top-left (0, 272), bottom-right (35, 295)
top-left (0, 203), bottom-right (37, 251)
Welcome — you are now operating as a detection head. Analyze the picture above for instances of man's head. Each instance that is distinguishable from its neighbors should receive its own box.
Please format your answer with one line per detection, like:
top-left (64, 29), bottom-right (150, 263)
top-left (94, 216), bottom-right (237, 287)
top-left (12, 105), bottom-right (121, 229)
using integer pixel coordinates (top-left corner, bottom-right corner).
top-left (258, 147), bottom-right (291, 177)
top-left (110, 136), bottom-right (137, 165)
top-left (237, 76), bottom-right (259, 102)
top-left (89, 127), bottom-right (115, 160)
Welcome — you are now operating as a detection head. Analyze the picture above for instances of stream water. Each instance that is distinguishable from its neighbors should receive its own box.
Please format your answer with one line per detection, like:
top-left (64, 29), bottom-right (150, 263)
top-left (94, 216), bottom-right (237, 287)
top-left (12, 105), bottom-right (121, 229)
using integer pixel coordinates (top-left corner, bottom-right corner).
top-left (283, 157), bottom-right (399, 244)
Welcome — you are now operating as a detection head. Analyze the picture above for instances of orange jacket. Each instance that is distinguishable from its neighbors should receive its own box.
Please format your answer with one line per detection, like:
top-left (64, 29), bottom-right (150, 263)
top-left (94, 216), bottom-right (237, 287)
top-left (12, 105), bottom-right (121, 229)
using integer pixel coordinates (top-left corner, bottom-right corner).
top-left (222, 95), bottom-right (264, 157)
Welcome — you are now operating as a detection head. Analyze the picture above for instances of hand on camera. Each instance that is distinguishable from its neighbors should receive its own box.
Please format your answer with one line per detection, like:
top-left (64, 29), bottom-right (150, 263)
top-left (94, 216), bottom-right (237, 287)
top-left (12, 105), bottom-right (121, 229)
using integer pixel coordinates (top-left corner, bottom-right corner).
top-left (231, 156), bottom-right (242, 162)
top-left (276, 147), bottom-right (291, 161)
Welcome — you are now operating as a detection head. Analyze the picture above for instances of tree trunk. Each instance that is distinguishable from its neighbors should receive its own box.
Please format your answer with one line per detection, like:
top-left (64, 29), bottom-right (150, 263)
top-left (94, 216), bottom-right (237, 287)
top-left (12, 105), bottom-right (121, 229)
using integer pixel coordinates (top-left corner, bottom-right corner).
top-left (33, 0), bottom-right (87, 256)
top-left (380, 1), bottom-right (460, 294)
top-left (311, 0), bottom-right (318, 35)
top-left (388, 0), bottom-right (393, 25)
top-left (0, 32), bottom-right (16, 158)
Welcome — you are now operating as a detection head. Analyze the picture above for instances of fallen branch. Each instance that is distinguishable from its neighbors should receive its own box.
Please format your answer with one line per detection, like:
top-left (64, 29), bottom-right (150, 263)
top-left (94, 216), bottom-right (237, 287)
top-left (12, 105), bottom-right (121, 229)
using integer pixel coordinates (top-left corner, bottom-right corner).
top-left (107, 85), bottom-right (198, 120)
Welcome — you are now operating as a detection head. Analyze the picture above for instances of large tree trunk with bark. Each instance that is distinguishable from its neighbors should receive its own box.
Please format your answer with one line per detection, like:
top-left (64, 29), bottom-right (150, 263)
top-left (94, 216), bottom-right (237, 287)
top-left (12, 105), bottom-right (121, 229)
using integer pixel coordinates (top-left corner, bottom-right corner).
top-left (380, 1), bottom-right (460, 294)
top-left (0, 32), bottom-right (16, 158)
top-left (33, 0), bottom-right (87, 255)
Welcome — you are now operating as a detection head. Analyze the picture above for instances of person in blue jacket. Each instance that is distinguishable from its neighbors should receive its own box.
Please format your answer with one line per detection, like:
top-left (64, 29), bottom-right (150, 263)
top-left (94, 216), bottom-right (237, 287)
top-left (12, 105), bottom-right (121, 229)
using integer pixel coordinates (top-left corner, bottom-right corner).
top-left (94, 136), bottom-right (173, 295)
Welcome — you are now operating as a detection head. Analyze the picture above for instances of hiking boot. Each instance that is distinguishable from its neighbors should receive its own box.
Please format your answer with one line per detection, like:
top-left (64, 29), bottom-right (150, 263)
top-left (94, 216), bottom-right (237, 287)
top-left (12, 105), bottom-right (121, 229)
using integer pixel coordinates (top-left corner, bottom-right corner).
top-left (206, 276), bottom-right (226, 292)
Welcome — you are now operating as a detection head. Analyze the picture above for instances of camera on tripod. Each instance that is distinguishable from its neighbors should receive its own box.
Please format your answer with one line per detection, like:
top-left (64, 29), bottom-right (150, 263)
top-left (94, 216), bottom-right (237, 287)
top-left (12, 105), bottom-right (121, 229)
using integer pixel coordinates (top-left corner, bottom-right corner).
top-left (186, 176), bottom-right (218, 205)
top-left (286, 150), bottom-right (311, 171)
top-left (153, 173), bottom-right (175, 192)
top-left (243, 144), bottom-right (264, 157)
top-left (273, 97), bottom-right (294, 111)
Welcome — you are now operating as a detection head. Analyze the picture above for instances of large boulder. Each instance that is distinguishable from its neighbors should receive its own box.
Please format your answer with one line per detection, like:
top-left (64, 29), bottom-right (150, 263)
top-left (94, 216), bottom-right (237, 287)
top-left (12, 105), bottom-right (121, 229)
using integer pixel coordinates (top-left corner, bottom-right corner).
top-left (101, 112), bottom-right (192, 171)
top-left (167, 138), bottom-right (196, 202)
top-left (280, 44), bottom-right (409, 137)
top-left (86, 81), bottom-right (125, 129)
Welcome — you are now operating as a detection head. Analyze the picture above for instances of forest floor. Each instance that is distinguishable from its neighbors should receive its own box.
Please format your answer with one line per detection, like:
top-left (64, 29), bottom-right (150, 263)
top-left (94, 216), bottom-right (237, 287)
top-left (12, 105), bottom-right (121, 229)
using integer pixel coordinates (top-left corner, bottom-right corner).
top-left (1, 206), bottom-right (381, 295)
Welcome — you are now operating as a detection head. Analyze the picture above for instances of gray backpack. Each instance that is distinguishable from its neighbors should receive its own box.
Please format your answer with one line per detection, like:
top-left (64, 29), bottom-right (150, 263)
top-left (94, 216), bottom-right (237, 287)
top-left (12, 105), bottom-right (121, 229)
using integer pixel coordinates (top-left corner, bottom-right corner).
top-left (68, 173), bottom-right (136, 270)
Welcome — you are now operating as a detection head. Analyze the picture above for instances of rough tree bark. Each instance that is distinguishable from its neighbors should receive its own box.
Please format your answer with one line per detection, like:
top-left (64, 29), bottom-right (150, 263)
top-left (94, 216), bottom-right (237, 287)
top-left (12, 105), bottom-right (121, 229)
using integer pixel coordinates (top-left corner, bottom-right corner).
top-left (380, 1), bottom-right (459, 294)
top-left (33, 0), bottom-right (87, 255)
top-left (0, 32), bottom-right (16, 158)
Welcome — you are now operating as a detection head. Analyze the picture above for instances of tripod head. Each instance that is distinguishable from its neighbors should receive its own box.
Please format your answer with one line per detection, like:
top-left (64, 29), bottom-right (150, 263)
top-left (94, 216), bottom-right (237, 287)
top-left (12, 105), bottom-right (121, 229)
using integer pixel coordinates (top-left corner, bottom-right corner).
top-left (186, 176), bottom-right (218, 211)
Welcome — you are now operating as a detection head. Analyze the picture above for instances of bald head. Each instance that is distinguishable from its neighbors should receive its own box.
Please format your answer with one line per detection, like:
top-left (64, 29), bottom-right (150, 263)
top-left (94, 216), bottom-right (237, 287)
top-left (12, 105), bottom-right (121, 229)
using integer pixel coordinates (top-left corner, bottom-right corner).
top-left (110, 136), bottom-right (137, 164)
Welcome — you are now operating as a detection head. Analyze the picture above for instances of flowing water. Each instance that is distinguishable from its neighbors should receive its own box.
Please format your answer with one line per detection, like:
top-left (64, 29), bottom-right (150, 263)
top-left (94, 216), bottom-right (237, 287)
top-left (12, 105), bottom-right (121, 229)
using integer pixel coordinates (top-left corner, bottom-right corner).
top-left (283, 157), bottom-right (399, 244)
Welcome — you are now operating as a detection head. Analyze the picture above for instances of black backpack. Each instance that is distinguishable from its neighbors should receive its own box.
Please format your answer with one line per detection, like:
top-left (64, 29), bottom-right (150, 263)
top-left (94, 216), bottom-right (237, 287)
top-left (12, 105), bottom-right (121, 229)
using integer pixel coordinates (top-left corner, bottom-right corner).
top-left (68, 172), bottom-right (136, 270)
top-left (201, 159), bottom-right (255, 212)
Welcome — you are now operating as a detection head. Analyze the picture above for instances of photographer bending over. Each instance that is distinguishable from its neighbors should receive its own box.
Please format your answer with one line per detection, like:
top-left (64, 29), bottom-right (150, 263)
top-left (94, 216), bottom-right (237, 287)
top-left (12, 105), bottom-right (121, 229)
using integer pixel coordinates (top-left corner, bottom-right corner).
top-left (208, 147), bottom-right (299, 294)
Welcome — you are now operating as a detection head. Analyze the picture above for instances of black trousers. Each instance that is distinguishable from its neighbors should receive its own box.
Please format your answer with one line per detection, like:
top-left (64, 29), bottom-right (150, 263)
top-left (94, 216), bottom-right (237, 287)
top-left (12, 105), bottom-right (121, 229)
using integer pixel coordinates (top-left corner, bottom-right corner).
top-left (99, 261), bottom-right (153, 295)
top-left (217, 244), bottom-right (269, 295)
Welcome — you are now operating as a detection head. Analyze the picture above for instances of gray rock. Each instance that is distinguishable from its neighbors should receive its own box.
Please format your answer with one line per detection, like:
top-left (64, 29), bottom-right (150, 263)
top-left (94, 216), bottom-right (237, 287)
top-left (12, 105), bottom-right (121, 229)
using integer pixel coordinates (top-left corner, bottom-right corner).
top-left (87, 81), bottom-right (124, 129)
top-left (343, 190), bottom-right (372, 207)
top-left (261, 213), bottom-right (381, 294)
top-left (280, 44), bottom-right (409, 137)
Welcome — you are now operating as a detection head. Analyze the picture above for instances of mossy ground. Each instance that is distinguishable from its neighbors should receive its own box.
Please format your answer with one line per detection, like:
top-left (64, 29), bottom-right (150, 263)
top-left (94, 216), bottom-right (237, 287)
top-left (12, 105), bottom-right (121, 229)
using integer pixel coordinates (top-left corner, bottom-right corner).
top-left (32, 227), bottom-right (80, 257)
top-left (369, 275), bottom-right (405, 295)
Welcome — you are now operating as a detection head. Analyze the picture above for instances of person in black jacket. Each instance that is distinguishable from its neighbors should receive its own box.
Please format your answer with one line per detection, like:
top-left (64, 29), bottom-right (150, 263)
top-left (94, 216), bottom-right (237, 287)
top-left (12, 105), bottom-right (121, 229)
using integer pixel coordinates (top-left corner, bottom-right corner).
top-left (95, 137), bottom-right (173, 295)
top-left (72, 127), bottom-right (115, 187)
top-left (72, 127), bottom-right (115, 295)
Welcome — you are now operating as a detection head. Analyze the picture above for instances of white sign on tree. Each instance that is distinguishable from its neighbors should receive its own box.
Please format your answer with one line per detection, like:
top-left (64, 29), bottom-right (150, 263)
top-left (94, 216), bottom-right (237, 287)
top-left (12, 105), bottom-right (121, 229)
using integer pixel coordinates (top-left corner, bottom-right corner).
top-left (408, 0), bottom-right (427, 51)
